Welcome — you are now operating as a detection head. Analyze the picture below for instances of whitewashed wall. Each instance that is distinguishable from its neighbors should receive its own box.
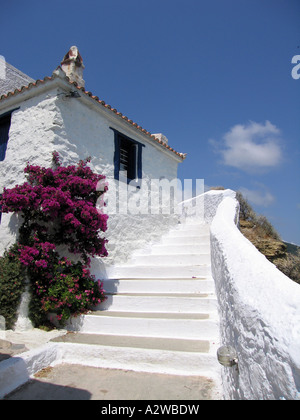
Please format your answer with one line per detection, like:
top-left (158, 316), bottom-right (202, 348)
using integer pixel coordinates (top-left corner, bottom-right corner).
top-left (179, 188), bottom-right (236, 225)
top-left (209, 191), bottom-right (300, 400)
top-left (0, 91), bottom-right (58, 253)
top-left (0, 85), bottom-right (180, 276)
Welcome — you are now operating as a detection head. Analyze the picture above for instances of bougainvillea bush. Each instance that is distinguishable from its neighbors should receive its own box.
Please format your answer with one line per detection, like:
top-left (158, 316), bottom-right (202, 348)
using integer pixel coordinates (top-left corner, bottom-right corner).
top-left (0, 153), bottom-right (108, 327)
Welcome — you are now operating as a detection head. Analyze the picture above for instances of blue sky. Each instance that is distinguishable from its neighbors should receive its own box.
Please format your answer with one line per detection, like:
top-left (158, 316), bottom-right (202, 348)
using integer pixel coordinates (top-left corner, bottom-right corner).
top-left (1, 0), bottom-right (300, 244)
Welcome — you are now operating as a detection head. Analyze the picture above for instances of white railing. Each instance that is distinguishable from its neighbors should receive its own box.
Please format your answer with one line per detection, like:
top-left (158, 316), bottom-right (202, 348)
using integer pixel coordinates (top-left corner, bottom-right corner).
top-left (208, 190), bottom-right (300, 400)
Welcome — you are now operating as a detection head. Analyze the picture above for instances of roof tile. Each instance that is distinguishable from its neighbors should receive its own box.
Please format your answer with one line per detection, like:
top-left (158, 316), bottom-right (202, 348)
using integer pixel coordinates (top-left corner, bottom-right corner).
top-left (0, 68), bottom-right (186, 160)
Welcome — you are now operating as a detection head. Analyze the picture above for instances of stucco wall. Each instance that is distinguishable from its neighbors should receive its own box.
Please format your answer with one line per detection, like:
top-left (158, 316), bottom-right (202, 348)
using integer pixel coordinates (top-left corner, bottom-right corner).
top-left (0, 86), bottom-right (180, 275)
top-left (54, 94), bottom-right (179, 273)
top-left (0, 92), bottom-right (58, 253)
top-left (179, 188), bottom-right (236, 224)
top-left (209, 191), bottom-right (300, 400)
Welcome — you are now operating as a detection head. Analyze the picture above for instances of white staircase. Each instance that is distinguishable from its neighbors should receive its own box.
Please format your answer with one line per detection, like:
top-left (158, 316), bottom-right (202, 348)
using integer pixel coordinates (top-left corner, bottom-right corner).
top-left (58, 222), bottom-right (221, 381)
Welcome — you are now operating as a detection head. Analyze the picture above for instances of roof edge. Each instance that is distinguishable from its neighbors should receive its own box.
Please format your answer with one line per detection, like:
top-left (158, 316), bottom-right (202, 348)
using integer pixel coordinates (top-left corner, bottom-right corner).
top-left (0, 66), bottom-right (187, 161)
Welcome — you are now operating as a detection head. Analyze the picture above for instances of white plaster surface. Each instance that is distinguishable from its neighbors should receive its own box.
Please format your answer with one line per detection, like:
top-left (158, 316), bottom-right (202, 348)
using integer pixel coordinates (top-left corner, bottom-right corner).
top-left (0, 329), bottom-right (66, 398)
top-left (0, 76), bottom-right (181, 275)
top-left (0, 92), bottom-right (59, 253)
top-left (209, 190), bottom-right (300, 400)
top-left (4, 69), bottom-right (300, 400)
top-left (0, 220), bottom-right (222, 399)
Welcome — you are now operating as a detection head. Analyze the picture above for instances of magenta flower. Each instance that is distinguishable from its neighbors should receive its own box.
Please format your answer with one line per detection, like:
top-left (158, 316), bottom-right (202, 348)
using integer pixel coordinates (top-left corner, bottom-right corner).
top-left (0, 153), bottom-right (108, 328)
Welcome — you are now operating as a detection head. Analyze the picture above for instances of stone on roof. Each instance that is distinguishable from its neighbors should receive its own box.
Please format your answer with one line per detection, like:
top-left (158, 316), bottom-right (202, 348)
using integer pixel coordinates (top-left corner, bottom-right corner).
top-left (0, 53), bottom-right (186, 160)
top-left (61, 46), bottom-right (85, 88)
top-left (0, 58), bottom-right (34, 97)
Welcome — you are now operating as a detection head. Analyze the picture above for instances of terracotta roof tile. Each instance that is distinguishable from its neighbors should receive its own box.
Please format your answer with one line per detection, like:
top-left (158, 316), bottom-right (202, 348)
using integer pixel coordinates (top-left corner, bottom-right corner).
top-left (0, 69), bottom-right (186, 160)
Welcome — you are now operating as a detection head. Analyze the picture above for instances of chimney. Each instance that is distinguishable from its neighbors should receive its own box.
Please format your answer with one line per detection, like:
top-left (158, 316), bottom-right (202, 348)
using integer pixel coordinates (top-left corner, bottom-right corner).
top-left (61, 46), bottom-right (85, 87)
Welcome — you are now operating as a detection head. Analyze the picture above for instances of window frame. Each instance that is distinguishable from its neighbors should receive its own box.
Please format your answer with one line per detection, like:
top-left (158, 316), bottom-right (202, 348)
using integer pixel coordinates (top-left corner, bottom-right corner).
top-left (0, 107), bottom-right (19, 162)
top-left (111, 127), bottom-right (145, 186)
top-left (0, 113), bottom-right (12, 162)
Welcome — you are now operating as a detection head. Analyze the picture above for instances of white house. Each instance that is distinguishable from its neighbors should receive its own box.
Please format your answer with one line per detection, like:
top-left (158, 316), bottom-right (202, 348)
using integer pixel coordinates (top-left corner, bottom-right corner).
top-left (0, 47), bottom-right (186, 274)
top-left (1, 49), bottom-right (300, 401)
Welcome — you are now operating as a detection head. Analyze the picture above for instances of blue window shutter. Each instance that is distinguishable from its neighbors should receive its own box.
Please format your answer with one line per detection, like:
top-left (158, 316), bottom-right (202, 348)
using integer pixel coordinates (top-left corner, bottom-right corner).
top-left (0, 114), bottom-right (12, 161)
top-left (110, 127), bottom-right (145, 184)
top-left (113, 132), bottom-right (121, 181)
top-left (137, 144), bottom-right (143, 180)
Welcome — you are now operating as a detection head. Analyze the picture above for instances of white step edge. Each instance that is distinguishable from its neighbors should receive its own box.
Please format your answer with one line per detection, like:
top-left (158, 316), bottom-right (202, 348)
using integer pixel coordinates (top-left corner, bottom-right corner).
top-left (102, 278), bottom-right (215, 294)
top-left (66, 313), bottom-right (219, 340)
top-left (128, 253), bottom-right (211, 266)
top-left (161, 236), bottom-right (210, 245)
top-left (107, 265), bottom-right (211, 279)
top-left (52, 338), bottom-right (221, 379)
top-left (97, 294), bottom-right (218, 313)
top-left (133, 244), bottom-right (210, 256)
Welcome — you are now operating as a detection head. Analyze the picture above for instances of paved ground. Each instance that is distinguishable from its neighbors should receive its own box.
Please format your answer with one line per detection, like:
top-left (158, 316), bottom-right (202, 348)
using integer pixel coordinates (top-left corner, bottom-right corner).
top-left (0, 339), bottom-right (28, 362)
top-left (1, 329), bottom-right (222, 400)
top-left (4, 364), bottom-right (217, 400)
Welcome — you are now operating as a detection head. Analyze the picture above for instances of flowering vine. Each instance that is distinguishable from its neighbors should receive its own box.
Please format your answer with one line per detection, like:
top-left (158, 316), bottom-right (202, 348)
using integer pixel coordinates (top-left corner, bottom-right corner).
top-left (0, 152), bottom-right (108, 327)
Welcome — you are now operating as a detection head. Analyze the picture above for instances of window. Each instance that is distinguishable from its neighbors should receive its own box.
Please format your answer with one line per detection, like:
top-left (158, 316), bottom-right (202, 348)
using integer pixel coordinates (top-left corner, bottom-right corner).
top-left (0, 111), bottom-right (12, 161)
top-left (111, 128), bottom-right (144, 185)
top-left (119, 136), bottom-right (137, 181)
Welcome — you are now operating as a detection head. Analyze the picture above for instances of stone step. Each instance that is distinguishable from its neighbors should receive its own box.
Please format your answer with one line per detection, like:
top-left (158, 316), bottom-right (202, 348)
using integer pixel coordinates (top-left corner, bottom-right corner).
top-left (107, 264), bottom-right (210, 279)
top-left (128, 253), bottom-right (211, 266)
top-left (160, 235), bottom-right (210, 246)
top-left (166, 229), bottom-right (210, 238)
top-left (176, 223), bottom-right (209, 232)
top-left (91, 311), bottom-right (211, 319)
top-left (66, 311), bottom-right (219, 339)
top-left (57, 223), bottom-right (219, 378)
top-left (133, 243), bottom-right (210, 256)
top-left (102, 278), bottom-right (215, 294)
top-left (53, 332), bottom-right (210, 353)
top-left (51, 333), bottom-right (219, 377)
top-left (96, 292), bottom-right (218, 313)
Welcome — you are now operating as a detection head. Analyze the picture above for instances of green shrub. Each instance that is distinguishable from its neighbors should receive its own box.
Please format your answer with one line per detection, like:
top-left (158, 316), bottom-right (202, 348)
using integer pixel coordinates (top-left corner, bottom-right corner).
top-left (0, 245), bottom-right (26, 330)
top-left (26, 254), bottom-right (106, 327)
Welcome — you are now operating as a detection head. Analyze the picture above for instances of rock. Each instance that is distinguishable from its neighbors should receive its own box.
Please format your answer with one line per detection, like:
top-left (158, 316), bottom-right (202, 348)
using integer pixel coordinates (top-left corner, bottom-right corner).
top-left (239, 219), bottom-right (287, 263)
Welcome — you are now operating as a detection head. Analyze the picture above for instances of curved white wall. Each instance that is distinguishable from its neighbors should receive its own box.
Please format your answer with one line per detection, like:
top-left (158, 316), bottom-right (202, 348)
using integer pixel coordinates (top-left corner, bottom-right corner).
top-left (209, 191), bottom-right (300, 400)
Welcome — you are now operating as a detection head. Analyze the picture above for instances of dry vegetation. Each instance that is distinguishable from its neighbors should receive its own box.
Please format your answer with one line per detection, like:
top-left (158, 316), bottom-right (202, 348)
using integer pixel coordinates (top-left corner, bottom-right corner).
top-left (236, 191), bottom-right (300, 285)
top-left (209, 187), bottom-right (300, 284)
